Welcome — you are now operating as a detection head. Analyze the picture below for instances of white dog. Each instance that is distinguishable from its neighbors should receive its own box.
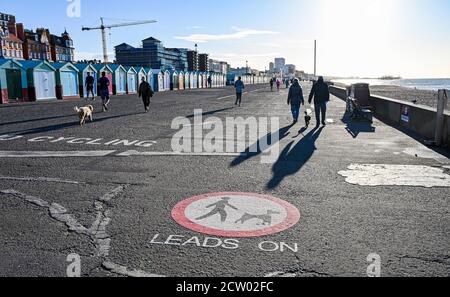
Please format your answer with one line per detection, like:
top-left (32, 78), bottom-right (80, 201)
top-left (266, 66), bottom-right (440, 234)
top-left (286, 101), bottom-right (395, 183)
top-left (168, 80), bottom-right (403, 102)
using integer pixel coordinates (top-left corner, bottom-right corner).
top-left (74, 105), bottom-right (94, 126)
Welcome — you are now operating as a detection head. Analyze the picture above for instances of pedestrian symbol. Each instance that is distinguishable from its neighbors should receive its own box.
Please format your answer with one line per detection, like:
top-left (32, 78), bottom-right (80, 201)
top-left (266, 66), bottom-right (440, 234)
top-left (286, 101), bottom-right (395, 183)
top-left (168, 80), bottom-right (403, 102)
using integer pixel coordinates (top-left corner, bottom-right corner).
top-left (172, 192), bottom-right (301, 238)
top-left (196, 197), bottom-right (238, 222)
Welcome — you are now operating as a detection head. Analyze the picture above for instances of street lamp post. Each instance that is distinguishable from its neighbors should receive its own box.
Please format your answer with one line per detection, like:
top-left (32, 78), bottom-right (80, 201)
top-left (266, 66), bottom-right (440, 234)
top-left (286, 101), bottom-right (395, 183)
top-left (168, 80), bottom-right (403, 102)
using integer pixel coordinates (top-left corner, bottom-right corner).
top-left (314, 39), bottom-right (317, 77)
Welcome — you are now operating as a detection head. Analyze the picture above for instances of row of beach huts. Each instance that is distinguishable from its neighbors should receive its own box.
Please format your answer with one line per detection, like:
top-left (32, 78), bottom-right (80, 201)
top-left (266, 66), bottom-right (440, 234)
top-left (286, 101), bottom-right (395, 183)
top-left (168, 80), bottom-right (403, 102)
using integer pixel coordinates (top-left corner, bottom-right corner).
top-left (0, 58), bottom-right (270, 104)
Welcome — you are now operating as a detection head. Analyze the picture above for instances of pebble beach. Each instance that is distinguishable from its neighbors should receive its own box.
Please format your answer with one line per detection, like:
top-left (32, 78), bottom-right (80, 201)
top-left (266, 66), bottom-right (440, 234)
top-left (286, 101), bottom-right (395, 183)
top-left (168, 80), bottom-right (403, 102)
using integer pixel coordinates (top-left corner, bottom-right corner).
top-left (334, 83), bottom-right (447, 110)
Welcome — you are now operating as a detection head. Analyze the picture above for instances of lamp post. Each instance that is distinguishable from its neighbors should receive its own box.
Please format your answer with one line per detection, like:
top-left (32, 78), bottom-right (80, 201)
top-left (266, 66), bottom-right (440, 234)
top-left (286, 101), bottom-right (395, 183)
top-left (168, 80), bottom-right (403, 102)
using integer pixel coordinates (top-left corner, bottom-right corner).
top-left (314, 39), bottom-right (317, 77)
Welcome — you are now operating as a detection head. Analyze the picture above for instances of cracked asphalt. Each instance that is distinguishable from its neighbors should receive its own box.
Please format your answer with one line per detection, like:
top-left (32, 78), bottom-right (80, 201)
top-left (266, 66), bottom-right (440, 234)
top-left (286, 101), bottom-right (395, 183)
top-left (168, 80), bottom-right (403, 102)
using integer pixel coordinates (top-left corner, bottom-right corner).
top-left (0, 83), bottom-right (449, 277)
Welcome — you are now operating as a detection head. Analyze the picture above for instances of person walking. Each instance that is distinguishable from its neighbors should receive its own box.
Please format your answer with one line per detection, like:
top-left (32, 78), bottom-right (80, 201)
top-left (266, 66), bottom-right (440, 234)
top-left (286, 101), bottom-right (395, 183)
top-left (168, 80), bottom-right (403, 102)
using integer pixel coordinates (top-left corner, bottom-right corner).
top-left (196, 197), bottom-right (238, 223)
top-left (285, 79), bottom-right (290, 89)
top-left (276, 79), bottom-right (281, 91)
top-left (308, 76), bottom-right (330, 126)
top-left (270, 78), bottom-right (274, 92)
top-left (234, 76), bottom-right (245, 107)
top-left (98, 72), bottom-right (110, 112)
top-left (208, 76), bottom-right (212, 88)
top-left (85, 73), bottom-right (95, 101)
top-left (287, 79), bottom-right (304, 124)
top-left (138, 77), bottom-right (154, 113)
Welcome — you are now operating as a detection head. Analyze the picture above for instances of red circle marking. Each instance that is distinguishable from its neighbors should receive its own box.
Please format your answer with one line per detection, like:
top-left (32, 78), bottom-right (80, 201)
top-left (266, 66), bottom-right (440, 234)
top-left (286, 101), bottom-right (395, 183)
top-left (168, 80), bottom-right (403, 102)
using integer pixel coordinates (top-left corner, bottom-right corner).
top-left (172, 192), bottom-right (301, 238)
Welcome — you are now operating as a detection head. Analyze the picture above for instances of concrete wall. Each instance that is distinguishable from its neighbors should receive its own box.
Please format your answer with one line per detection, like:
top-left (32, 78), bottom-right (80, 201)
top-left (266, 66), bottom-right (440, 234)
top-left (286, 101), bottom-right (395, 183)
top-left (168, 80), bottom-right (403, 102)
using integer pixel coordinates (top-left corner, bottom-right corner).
top-left (330, 86), bottom-right (450, 146)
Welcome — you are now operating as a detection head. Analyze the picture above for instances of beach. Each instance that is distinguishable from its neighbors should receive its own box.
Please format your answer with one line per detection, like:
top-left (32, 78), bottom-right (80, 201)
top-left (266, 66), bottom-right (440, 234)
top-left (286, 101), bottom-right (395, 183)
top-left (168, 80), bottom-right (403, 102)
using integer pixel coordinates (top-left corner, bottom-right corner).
top-left (333, 82), bottom-right (448, 110)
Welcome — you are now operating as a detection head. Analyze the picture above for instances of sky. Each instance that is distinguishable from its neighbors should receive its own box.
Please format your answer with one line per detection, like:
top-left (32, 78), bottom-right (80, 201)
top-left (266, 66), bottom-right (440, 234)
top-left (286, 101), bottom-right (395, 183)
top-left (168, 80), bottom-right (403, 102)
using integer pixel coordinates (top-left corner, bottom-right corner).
top-left (2, 0), bottom-right (450, 78)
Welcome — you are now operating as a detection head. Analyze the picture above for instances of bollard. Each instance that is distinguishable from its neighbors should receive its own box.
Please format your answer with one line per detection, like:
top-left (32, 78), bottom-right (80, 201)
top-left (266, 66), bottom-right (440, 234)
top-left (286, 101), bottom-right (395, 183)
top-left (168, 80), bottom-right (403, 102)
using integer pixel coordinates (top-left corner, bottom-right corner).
top-left (435, 89), bottom-right (448, 146)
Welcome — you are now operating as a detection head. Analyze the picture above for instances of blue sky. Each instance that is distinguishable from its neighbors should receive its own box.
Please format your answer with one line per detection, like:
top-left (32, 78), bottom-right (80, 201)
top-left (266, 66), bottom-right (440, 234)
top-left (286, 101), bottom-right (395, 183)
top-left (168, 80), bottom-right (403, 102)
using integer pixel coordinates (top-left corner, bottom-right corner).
top-left (2, 0), bottom-right (450, 78)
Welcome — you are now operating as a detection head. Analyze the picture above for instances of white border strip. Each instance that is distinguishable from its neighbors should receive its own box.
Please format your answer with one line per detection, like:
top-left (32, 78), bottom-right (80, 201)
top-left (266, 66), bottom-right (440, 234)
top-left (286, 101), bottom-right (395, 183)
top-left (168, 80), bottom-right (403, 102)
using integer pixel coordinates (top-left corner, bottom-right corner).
top-left (0, 151), bottom-right (116, 158)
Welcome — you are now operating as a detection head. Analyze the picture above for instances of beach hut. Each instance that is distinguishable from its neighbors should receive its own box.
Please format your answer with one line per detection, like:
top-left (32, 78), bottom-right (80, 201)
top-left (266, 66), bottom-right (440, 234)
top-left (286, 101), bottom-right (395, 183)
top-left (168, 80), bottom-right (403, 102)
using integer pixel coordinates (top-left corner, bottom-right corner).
top-left (109, 64), bottom-right (127, 95)
top-left (213, 73), bottom-right (220, 88)
top-left (221, 74), bottom-right (226, 86)
top-left (204, 73), bottom-right (209, 88)
top-left (135, 67), bottom-right (147, 85)
top-left (21, 60), bottom-right (57, 101)
top-left (0, 59), bottom-right (28, 103)
top-left (227, 73), bottom-right (237, 86)
top-left (178, 71), bottom-right (184, 90)
top-left (50, 62), bottom-right (79, 100)
top-left (191, 72), bottom-right (198, 89)
top-left (170, 70), bottom-right (179, 91)
top-left (125, 66), bottom-right (138, 94)
top-left (93, 64), bottom-right (113, 95)
top-left (163, 70), bottom-right (171, 91)
top-left (74, 63), bottom-right (98, 98)
top-left (184, 71), bottom-right (190, 89)
top-left (153, 70), bottom-right (165, 92)
top-left (144, 68), bottom-right (154, 91)
top-left (198, 72), bottom-right (204, 89)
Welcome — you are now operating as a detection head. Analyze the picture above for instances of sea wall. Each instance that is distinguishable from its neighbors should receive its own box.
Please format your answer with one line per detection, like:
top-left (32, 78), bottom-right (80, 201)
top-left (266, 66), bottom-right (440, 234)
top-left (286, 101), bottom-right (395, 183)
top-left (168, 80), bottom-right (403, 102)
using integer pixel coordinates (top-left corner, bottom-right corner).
top-left (330, 86), bottom-right (450, 146)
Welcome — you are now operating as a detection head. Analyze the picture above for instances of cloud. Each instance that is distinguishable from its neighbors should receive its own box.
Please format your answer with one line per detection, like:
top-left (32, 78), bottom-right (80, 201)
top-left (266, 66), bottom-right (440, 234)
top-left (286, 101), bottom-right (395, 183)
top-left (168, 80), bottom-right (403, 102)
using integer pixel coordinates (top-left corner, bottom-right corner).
top-left (175, 27), bottom-right (279, 43)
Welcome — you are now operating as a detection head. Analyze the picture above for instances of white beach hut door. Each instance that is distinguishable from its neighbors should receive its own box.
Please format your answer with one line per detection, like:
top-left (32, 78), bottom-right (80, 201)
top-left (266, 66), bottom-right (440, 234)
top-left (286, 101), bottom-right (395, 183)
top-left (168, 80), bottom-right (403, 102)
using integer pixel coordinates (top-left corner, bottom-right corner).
top-left (118, 71), bottom-right (126, 93)
top-left (34, 71), bottom-right (56, 100)
top-left (61, 71), bottom-right (78, 96)
top-left (128, 74), bottom-right (136, 93)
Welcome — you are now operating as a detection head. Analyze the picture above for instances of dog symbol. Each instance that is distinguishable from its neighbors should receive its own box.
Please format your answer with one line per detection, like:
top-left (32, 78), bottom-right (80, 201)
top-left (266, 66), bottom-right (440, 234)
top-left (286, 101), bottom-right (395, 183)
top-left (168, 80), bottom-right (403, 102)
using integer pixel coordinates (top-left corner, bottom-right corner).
top-left (235, 210), bottom-right (280, 226)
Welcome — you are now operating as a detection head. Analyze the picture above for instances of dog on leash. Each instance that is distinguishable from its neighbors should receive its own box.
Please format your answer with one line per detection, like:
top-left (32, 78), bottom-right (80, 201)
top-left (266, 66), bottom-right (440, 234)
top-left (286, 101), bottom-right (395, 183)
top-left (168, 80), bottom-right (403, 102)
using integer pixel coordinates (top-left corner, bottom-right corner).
top-left (305, 109), bottom-right (312, 127)
top-left (235, 210), bottom-right (280, 226)
top-left (74, 105), bottom-right (94, 126)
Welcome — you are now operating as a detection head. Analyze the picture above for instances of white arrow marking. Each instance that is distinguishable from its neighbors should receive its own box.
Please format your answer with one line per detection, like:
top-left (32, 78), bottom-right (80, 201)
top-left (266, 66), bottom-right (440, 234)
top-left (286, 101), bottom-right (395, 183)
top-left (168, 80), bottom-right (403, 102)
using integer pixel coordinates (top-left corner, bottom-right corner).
top-left (0, 151), bottom-right (116, 158)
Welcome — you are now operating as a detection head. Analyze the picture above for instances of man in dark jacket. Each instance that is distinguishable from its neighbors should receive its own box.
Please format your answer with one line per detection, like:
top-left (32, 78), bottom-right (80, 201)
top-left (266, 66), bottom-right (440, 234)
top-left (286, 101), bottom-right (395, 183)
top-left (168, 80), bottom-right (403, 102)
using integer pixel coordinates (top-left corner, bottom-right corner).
top-left (308, 76), bottom-right (330, 126)
top-left (98, 72), bottom-right (110, 112)
top-left (234, 77), bottom-right (245, 107)
top-left (138, 77), bottom-right (154, 113)
top-left (287, 79), bottom-right (304, 124)
top-left (85, 73), bottom-right (95, 101)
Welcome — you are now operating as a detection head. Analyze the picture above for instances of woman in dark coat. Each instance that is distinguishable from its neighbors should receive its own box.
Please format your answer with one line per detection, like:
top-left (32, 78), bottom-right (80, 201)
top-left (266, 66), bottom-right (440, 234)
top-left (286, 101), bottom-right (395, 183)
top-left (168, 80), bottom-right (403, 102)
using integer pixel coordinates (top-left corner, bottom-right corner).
top-left (138, 77), bottom-right (154, 112)
top-left (287, 79), bottom-right (305, 124)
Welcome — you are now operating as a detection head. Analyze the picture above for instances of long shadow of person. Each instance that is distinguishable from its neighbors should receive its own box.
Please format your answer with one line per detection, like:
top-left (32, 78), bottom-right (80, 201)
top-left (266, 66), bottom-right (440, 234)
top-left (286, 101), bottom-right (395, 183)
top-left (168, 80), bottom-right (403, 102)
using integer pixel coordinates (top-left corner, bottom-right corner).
top-left (230, 123), bottom-right (295, 167)
top-left (267, 126), bottom-right (324, 189)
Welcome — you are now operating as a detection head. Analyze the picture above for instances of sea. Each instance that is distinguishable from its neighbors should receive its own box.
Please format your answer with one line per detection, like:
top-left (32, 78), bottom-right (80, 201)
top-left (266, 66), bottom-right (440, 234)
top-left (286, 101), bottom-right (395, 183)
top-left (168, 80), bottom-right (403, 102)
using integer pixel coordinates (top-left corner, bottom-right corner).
top-left (331, 78), bottom-right (450, 92)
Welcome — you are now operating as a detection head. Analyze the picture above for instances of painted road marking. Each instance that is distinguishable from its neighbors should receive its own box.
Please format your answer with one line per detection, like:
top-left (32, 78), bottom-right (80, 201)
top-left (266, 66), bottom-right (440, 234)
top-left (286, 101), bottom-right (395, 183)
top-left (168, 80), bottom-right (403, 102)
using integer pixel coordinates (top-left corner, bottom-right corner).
top-left (0, 150), bottom-right (116, 158)
top-left (0, 134), bottom-right (158, 148)
top-left (338, 164), bottom-right (450, 188)
top-left (0, 176), bottom-right (84, 184)
top-left (0, 150), bottom-right (247, 158)
top-left (117, 151), bottom-right (246, 157)
top-left (216, 88), bottom-right (268, 100)
top-left (172, 192), bottom-right (300, 238)
top-left (182, 121), bottom-right (220, 127)
top-left (216, 95), bottom-right (235, 100)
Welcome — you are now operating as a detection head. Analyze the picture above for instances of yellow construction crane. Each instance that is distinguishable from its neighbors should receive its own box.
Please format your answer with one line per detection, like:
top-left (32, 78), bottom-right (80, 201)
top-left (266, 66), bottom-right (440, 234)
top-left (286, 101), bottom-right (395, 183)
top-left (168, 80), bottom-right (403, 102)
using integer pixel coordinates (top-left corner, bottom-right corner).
top-left (82, 17), bottom-right (157, 63)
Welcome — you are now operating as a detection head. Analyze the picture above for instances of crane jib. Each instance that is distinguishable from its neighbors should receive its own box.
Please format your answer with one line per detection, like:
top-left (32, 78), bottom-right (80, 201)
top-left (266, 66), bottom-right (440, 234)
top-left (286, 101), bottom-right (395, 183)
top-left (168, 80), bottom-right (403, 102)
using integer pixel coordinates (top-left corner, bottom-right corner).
top-left (81, 19), bottom-right (158, 63)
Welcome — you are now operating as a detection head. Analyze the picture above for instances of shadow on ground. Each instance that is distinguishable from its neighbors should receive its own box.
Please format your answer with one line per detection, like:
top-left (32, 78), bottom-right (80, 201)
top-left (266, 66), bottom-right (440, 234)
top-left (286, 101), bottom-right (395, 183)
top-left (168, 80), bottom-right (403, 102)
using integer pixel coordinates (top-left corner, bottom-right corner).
top-left (267, 127), bottom-right (324, 189)
top-left (2, 112), bottom-right (143, 136)
top-left (341, 114), bottom-right (376, 139)
top-left (230, 123), bottom-right (295, 167)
